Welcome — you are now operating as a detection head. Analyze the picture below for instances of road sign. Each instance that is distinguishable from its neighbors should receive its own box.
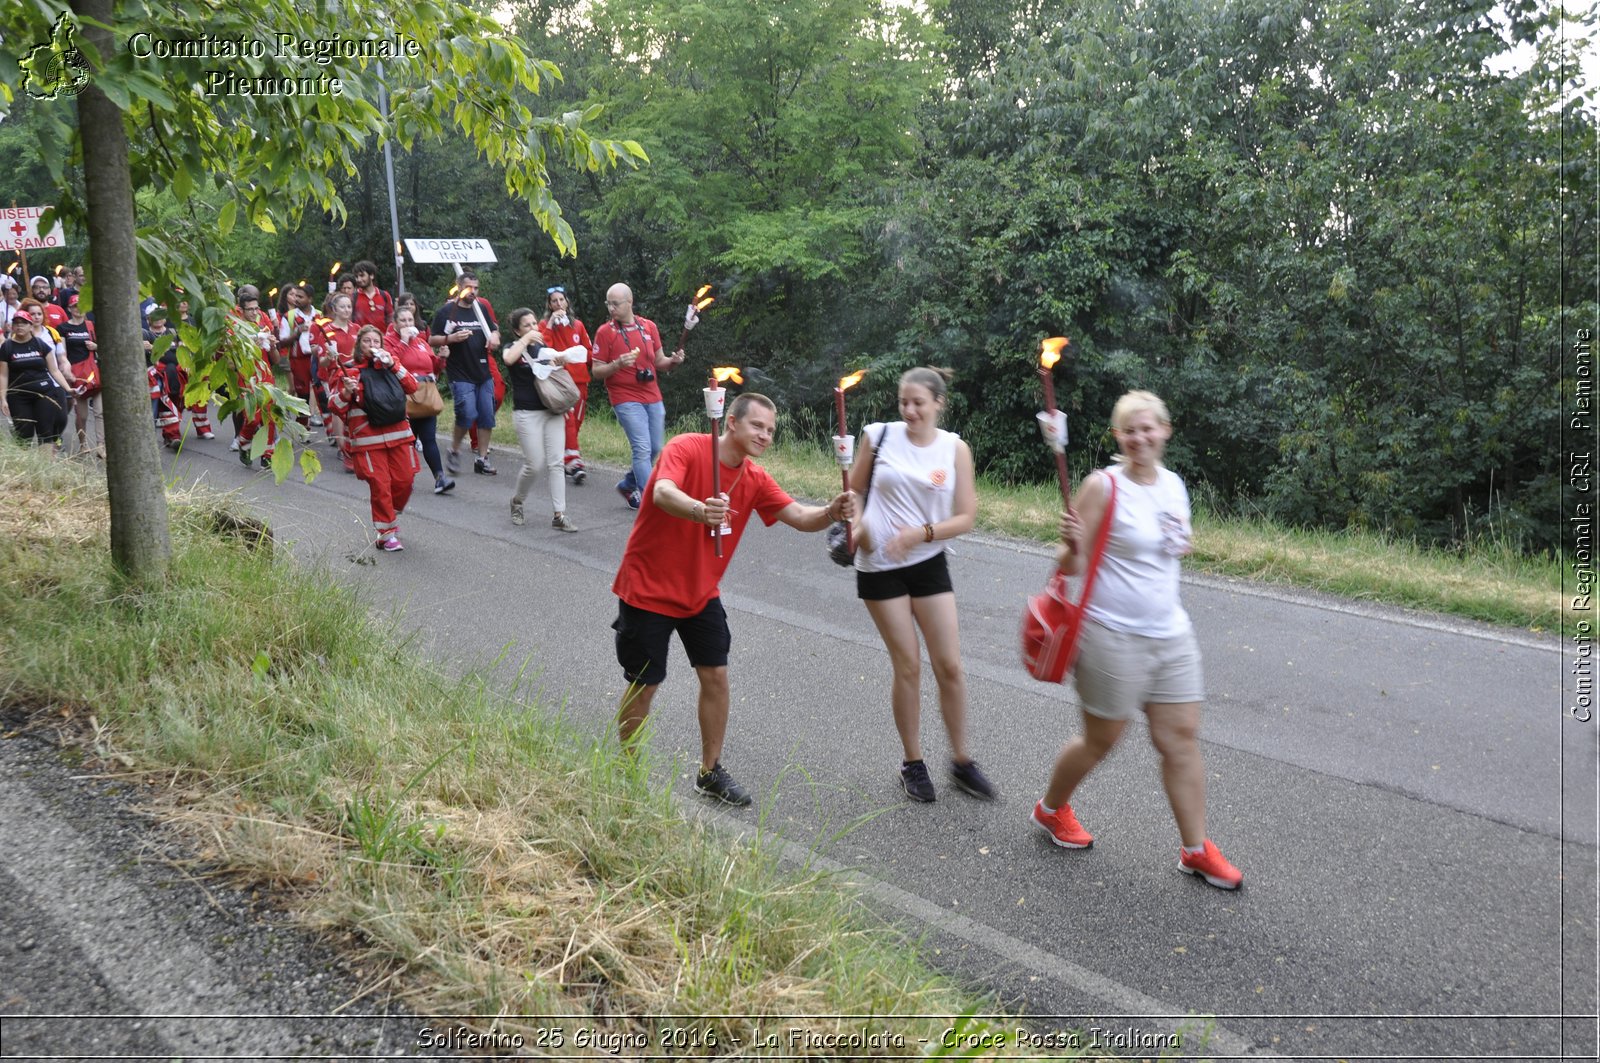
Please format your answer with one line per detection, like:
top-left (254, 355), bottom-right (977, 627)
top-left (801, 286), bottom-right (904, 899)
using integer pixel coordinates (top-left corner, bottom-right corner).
top-left (0, 206), bottom-right (65, 252)
top-left (403, 238), bottom-right (497, 264)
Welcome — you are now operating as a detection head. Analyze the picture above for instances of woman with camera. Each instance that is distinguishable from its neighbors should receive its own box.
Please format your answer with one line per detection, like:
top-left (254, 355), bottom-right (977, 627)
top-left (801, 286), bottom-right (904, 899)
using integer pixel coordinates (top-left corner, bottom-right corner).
top-left (503, 307), bottom-right (587, 532)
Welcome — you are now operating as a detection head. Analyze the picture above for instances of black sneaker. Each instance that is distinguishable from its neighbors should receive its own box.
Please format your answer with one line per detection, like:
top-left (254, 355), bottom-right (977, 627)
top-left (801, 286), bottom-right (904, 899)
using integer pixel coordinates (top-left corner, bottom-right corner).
top-left (474, 456), bottom-right (497, 476)
top-left (951, 758), bottom-right (998, 800)
top-left (694, 762), bottom-right (753, 807)
top-left (900, 759), bottom-right (936, 803)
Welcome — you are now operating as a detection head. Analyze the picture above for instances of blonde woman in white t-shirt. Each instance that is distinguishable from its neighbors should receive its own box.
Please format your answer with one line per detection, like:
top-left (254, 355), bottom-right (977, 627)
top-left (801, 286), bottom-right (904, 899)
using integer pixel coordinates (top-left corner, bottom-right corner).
top-left (1029, 390), bottom-right (1242, 889)
top-left (850, 367), bottom-right (996, 804)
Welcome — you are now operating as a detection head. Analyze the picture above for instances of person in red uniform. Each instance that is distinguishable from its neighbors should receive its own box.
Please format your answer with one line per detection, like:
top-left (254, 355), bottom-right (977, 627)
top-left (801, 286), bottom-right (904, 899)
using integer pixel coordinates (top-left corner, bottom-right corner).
top-left (350, 260), bottom-right (393, 330)
top-left (274, 283), bottom-right (321, 428)
top-left (610, 392), bottom-right (856, 806)
top-left (314, 292), bottom-right (360, 471)
top-left (223, 285), bottom-right (276, 449)
top-left (384, 304), bottom-right (453, 494)
top-left (536, 285), bottom-right (594, 485)
top-left (328, 325), bottom-right (421, 551)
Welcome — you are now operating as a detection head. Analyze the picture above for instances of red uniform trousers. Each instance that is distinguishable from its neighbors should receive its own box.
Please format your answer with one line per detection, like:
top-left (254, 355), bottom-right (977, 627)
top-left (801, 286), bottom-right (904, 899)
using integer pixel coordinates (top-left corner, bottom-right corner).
top-left (564, 393), bottom-right (587, 469)
top-left (354, 442), bottom-right (419, 538)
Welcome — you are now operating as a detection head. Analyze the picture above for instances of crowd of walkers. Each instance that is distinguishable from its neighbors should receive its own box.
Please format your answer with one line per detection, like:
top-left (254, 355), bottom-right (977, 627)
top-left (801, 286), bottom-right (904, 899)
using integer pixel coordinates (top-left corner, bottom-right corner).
top-left (1, 260), bottom-right (1240, 891)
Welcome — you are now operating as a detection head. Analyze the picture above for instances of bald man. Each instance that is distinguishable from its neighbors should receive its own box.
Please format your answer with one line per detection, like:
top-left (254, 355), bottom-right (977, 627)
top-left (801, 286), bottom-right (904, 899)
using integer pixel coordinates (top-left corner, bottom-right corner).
top-left (589, 283), bottom-right (685, 509)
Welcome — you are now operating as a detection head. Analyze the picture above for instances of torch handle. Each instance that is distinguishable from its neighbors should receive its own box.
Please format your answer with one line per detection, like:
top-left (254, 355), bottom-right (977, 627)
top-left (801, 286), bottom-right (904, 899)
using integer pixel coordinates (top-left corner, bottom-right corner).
top-left (711, 424), bottom-right (723, 558)
top-left (840, 468), bottom-right (854, 555)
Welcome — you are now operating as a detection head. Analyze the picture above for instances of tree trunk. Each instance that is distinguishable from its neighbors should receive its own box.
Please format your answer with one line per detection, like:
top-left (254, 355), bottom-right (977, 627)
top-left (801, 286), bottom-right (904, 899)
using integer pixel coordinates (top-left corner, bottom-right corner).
top-left (73, 0), bottom-right (171, 584)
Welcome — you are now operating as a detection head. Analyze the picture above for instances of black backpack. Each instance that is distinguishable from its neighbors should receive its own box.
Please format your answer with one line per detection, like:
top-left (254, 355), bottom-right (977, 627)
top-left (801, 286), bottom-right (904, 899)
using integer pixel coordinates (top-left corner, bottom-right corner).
top-left (359, 366), bottom-right (407, 427)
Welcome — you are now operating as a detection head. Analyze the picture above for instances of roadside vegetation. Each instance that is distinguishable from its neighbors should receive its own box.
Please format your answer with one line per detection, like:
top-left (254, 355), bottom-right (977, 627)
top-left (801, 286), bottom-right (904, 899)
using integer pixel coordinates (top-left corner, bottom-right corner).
top-left (565, 407), bottom-right (1566, 633)
top-left (2, 441), bottom-right (1164, 1058)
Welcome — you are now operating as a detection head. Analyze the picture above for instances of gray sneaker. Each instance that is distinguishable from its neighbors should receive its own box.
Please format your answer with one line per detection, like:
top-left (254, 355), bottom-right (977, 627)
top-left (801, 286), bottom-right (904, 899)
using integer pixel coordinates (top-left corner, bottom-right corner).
top-left (900, 760), bottom-right (936, 803)
top-left (950, 758), bottom-right (998, 800)
top-left (510, 498), bottom-right (525, 526)
top-left (695, 762), bottom-right (753, 807)
top-left (445, 449), bottom-right (461, 475)
top-left (551, 512), bottom-right (578, 533)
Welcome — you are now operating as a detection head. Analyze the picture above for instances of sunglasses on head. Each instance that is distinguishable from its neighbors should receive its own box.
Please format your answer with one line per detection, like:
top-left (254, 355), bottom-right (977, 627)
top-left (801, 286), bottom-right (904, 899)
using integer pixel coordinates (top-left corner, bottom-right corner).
top-left (547, 286), bottom-right (565, 295)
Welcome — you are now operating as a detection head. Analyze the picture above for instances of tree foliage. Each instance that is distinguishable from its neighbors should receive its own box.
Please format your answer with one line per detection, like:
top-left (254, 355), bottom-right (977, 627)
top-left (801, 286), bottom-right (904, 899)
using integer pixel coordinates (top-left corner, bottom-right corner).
top-left (0, 0), bottom-right (642, 580)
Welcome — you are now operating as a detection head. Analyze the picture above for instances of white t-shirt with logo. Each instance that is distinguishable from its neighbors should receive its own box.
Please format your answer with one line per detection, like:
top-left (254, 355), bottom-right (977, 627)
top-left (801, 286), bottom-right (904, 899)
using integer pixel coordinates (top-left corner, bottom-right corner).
top-left (854, 421), bottom-right (958, 574)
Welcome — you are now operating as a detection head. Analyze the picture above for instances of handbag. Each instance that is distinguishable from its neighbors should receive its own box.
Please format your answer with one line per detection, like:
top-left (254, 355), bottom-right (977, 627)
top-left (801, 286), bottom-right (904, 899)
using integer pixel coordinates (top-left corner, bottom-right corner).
top-left (1020, 471), bottom-right (1118, 683)
top-left (827, 425), bottom-right (887, 567)
top-left (525, 352), bottom-right (581, 414)
top-left (72, 354), bottom-right (102, 397)
top-left (406, 378), bottom-right (444, 419)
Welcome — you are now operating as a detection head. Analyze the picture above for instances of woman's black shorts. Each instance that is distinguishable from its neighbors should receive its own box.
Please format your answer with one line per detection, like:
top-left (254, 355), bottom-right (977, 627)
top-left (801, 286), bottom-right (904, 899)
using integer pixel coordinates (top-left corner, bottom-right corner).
top-left (855, 550), bottom-right (953, 601)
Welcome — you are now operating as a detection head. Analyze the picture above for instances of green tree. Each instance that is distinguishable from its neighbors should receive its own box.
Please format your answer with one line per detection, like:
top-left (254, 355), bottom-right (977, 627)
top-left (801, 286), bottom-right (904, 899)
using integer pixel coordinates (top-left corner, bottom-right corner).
top-left (0, 0), bottom-right (643, 583)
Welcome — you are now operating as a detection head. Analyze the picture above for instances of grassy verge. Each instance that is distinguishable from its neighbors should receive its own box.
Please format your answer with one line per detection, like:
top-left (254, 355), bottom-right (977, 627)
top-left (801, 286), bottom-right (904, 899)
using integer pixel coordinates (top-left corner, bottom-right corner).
top-left (570, 406), bottom-right (1562, 632)
top-left (0, 441), bottom-right (1153, 1058)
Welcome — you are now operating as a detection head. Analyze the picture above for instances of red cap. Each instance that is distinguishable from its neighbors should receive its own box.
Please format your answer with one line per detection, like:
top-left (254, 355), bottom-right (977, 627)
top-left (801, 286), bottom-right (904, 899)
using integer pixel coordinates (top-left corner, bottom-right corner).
top-left (12, 309), bottom-right (36, 324)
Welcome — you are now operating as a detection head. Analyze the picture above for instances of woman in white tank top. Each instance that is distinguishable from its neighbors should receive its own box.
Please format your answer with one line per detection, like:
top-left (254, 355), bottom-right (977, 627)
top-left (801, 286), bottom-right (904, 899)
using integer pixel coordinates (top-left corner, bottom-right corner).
top-left (1028, 390), bottom-right (1242, 890)
top-left (849, 367), bottom-right (996, 804)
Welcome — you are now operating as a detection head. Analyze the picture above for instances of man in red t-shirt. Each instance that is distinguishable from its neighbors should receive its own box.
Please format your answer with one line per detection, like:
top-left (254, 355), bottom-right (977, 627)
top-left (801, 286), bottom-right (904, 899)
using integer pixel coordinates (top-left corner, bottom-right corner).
top-left (590, 282), bottom-right (685, 508)
top-left (611, 393), bottom-right (857, 806)
top-left (350, 260), bottom-right (393, 330)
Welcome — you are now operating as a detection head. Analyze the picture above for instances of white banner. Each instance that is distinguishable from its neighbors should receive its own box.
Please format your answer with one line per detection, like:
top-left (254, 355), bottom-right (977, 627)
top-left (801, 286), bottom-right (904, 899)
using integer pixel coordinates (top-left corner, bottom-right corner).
top-left (403, 238), bottom-right (497, 264)
top-left (0, 206), bottom-right (66, 252)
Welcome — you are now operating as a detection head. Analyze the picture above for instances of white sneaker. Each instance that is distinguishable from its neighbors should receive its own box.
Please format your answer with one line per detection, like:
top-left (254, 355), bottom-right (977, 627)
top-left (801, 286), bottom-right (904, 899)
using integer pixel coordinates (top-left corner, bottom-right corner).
top-left (228, 437), bottom-right (242, 452)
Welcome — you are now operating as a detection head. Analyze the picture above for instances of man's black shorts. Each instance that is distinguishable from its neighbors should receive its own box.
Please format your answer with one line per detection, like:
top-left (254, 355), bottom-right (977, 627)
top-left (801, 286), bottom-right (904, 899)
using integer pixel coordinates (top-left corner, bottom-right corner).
top-left (613, 597), bottom-right (731, 687)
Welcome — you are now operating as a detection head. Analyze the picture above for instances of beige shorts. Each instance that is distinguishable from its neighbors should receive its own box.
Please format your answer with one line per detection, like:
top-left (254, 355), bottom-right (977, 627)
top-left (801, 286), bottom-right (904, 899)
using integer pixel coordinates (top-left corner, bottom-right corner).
top-left (1073, 619), bottom-right (1205, 721)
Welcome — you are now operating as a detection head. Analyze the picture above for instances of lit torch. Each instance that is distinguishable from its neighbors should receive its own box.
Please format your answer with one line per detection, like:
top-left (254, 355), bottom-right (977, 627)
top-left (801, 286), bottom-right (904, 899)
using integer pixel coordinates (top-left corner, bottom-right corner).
top-left (328, 261), bottom-right (342, 293)
top-left (833, 369), bottom-right (867, 553)
top-left (679, 284), bottom-right (715, 354)
top-left (705, 365), bottom-right (743, 557)
top-left (1037, 337), bottom-right (1071, 505)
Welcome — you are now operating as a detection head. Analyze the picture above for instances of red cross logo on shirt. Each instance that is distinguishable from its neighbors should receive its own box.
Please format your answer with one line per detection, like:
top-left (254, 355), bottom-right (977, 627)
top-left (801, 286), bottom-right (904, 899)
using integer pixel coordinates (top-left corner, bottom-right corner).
top-left (8, 221), bottom-right (27, 238)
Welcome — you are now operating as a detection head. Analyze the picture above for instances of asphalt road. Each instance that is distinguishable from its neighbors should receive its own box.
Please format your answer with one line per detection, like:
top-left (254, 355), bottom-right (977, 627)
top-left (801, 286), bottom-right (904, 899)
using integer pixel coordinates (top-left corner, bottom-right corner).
top-left (58, 434), bottom-right (1600, 1059)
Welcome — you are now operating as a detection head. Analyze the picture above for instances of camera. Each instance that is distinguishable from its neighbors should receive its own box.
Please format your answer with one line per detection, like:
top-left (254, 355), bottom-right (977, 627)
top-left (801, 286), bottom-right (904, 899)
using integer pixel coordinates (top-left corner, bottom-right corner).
top-left (635, 367), bottom-right (656, 383)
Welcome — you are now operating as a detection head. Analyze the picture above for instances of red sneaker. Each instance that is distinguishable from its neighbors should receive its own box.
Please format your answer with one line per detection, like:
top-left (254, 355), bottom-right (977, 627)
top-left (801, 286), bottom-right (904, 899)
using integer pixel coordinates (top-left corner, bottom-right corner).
top-left (1178, 839), bottom-right (1242, 889)
top-left (1031, 800), bottom-right (1093, 849)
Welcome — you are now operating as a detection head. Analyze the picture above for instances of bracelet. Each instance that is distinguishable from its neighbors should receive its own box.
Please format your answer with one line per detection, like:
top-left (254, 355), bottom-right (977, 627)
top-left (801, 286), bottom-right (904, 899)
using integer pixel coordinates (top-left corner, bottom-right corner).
top-left (827, 499), bottom-right (838, 521)
top-left (924, 523), bottom-right (935, 543)
top-left (692, 501), bottom-right (704, 524)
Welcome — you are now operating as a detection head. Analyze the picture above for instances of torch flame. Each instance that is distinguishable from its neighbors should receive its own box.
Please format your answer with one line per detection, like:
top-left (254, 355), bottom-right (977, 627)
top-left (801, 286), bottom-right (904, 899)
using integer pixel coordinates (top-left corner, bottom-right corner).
top-left (1039, 336), bottom-right (1069, 370)
top-left (329, 261), bottom-right (342, 278)
top-left (694, 284), bottom-right (713, 300)
top-left (6, 262), bottom-right (19, 275)
top-left (448, 284), bottom-right (459, 297)
top-left (837, 370), bottom-right (867, 392)
top-left (268, 287), bottom-right (279, 299)
top-left (693, 295), bottom-right (717, 312)
top-left (298, 278), bottom-right (307, 287)
top-left (711, 366), bottom-right (744, 385)
top-left (394, 240), bottom-right (403, 255)
top-left (54, 265), bottom-right (64, 276)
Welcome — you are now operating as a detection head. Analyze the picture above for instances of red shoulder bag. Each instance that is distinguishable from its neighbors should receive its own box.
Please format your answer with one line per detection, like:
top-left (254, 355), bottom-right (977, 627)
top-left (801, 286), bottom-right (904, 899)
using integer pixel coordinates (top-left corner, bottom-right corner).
top-left (1020, 472), bottom-right (1117, 683)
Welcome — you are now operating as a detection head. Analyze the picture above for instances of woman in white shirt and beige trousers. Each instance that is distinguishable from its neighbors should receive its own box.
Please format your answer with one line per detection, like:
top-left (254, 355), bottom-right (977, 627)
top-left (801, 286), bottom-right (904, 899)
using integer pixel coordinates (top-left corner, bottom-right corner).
top-left (1031, 389), bottom-right (1242, 890)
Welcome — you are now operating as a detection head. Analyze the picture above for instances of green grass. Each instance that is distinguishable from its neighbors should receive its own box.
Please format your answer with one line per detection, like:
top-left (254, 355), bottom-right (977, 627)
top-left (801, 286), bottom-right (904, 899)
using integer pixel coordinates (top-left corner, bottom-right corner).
top-left (569, 405), bottom-right (1563, 632)
top-left (0, 441), bottom-right (1167, 1058)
